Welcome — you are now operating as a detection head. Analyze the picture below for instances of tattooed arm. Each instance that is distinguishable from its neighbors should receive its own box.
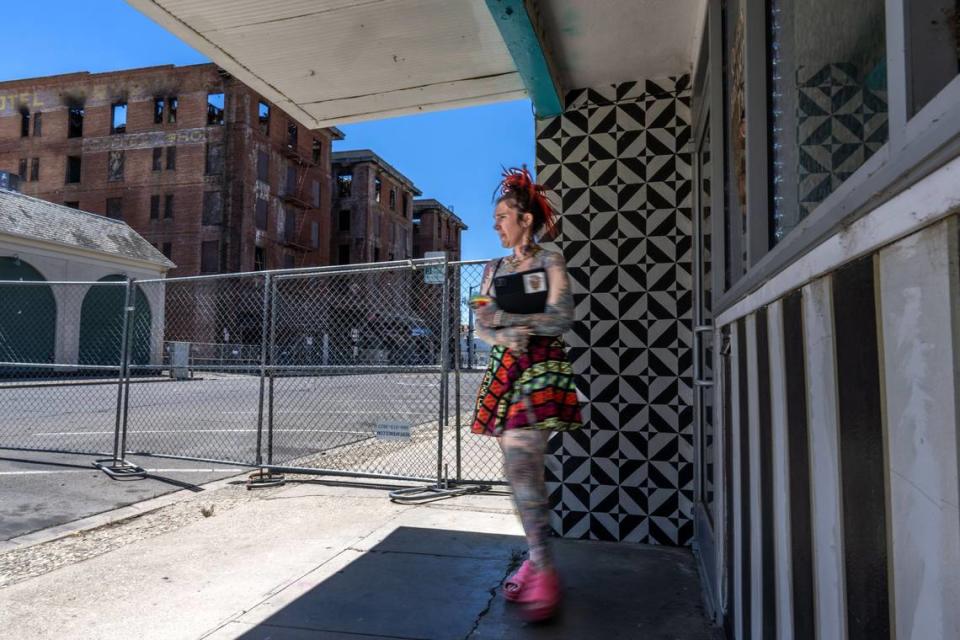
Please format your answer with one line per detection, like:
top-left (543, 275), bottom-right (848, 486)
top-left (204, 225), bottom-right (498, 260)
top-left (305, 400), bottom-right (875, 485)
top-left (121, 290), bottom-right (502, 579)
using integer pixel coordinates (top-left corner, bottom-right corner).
top-left (474, 259), bottom-right (531, 351)
top-left (482, 251), bottom-right (574, 336)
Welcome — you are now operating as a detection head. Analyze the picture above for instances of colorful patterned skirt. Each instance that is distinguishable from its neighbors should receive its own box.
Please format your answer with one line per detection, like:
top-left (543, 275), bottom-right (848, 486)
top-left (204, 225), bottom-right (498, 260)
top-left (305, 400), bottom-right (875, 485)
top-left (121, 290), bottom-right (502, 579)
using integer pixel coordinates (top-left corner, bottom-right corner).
top-left (471, 335), bottom-right (583, 436)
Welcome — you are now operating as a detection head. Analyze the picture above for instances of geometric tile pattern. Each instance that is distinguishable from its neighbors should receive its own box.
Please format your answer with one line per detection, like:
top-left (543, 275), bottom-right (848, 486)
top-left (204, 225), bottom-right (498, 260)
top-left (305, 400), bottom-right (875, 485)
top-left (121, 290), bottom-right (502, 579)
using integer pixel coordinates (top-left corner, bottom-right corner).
top-left (536, 76), bottom-right (695, 545)
top-left (797, 63), bottom-right (888, 218)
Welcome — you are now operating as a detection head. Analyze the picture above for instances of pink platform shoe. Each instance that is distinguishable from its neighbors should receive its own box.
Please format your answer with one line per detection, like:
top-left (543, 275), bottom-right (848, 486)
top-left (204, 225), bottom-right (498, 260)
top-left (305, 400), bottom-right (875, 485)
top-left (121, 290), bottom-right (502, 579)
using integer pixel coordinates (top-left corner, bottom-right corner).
top-left (517, 566), bottom-right (561, 622)
top-left (503, 559), bottom-right (533, 602)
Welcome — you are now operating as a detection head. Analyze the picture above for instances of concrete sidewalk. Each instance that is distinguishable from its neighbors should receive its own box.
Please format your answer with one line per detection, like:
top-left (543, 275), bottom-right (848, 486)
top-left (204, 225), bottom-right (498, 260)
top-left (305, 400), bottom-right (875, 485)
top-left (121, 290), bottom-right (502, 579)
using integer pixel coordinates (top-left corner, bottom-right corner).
top-left (0, 477), bottom-right (720, 640)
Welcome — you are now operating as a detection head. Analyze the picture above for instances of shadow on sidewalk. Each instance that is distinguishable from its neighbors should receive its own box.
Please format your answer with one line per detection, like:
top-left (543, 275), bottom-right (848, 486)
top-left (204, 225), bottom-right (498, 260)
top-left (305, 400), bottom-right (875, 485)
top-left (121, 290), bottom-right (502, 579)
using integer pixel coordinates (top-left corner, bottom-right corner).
top-left (223, 526), bottom-right (721, 640)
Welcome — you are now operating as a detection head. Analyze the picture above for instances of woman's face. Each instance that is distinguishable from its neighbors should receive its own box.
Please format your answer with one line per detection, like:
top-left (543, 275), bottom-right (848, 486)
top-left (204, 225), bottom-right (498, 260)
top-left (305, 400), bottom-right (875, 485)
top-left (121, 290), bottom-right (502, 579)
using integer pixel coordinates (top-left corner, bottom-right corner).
top-left (493, 200), bottom-right (531, 248)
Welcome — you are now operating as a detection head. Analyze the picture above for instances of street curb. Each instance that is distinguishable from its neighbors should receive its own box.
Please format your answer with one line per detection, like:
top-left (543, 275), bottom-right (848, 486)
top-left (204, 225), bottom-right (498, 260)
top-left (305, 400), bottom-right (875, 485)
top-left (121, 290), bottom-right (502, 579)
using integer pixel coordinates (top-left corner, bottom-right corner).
top-left (0, 471), bottom-right (246, 555)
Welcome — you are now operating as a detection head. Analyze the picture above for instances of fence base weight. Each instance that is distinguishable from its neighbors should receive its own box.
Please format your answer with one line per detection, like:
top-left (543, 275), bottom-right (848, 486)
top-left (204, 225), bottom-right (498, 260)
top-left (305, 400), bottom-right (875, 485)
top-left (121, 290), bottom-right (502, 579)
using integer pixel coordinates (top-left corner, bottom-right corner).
top-left (247, 469), bottom-right (286, 489)
top-left (93, 458), bottom-right (147, 480)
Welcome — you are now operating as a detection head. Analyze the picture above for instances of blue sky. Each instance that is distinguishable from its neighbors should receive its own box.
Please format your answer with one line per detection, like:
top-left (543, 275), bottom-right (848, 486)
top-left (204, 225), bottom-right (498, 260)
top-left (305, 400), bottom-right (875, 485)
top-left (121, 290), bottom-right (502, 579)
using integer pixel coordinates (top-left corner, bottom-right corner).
top-left (2, 1), bottom-right (535, 261)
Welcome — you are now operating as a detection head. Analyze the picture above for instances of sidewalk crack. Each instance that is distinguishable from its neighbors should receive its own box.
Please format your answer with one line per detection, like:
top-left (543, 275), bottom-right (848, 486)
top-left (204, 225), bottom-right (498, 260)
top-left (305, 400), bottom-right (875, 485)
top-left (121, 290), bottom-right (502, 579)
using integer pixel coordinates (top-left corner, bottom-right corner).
top-left (463, 550), bottom-right (524, 639)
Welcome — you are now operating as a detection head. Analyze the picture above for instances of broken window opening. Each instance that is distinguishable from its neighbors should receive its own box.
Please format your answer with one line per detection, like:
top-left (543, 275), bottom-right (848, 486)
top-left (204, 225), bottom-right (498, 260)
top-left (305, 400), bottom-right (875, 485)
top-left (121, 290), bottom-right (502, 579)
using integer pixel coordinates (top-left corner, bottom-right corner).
top-left (374, 177), bottom-right (382, 203)
top-left (18, 158), bottom-right (27, 181)
top-left (152, 147), bottom-right (162, 171)
top-left (33, 112), bottom-right (42, 137)
top-left (30, 158), bottom-right (39, 182)
top-left (337, 171), bottom-right (353, 197)
top-left (312, 138), bottom-right (321, 164)
top-left (168, 96), bottom-right (178, 123)
top-left (166, 146), bottom-right (177, 171)
top-left (258, 101), bottom-right (270, 135)
top-left (111, 102), bottom-right (127, 134)
top-left (338, 244), bottom-right (350, 264)
top-left (339, 209), bottom-right (351, 232)
top-left (207, 92), bottom-right (225, 126)
top-left (254, 246), bottom-right (265, 271)
top-left (154, 97), bottom-right (164, 124)
top-left (389, 188), bottom-right (396, 210)
top-left (162, 242), bottom-right (172, 259)
top-left (68, 106), bottom-right (84, 138)
top-left (164, 194), bottom-right (174, 219)
top-left (20, 111), bottom-right (29, 137)
top-left (150, 194), bottom-right (160, 220)
top-left (287, 120), bottom-right (298, 148)
top-left (65, 156), bottom-right (82, 184)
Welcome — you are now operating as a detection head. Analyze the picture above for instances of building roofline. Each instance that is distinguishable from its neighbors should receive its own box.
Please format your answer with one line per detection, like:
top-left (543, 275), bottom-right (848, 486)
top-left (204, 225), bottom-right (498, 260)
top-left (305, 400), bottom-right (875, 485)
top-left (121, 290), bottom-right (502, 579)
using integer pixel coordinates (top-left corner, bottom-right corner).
top-left (0, 63), bottom-right (221, 89)
top-left (413, 198), bottom-right (468, 229)
top-left (332, 149), bottom-right (422, 196)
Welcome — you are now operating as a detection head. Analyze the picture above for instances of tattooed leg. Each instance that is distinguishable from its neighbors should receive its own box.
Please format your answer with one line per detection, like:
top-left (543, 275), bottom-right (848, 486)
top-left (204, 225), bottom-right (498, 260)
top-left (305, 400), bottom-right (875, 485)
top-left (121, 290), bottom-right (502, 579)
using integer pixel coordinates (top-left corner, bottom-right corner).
top-left (501, 429), bottom-right (552, 570)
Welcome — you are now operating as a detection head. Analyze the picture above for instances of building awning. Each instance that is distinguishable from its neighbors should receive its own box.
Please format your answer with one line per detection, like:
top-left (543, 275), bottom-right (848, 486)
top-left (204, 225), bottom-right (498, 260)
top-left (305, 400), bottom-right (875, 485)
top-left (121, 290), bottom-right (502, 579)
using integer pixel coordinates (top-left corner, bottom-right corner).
top-left (128, 0), bottom-right (705, 127)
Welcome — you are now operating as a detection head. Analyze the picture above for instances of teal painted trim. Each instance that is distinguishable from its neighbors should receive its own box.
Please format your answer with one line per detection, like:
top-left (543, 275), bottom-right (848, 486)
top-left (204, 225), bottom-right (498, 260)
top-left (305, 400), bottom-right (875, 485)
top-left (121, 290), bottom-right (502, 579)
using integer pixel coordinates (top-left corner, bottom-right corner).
top-left (485, 0), bottom-right (563, 117)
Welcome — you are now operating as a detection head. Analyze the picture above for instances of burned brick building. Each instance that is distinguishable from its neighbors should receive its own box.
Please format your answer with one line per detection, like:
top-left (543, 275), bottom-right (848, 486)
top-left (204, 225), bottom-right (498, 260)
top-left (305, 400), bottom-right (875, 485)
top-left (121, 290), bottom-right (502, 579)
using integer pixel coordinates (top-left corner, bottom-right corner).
top-left (331, 149), bottom-right (420, 265)
top-left (0, 63), bottom-right (341, 277)
top-left (411, 199), bottom-right (466, 261)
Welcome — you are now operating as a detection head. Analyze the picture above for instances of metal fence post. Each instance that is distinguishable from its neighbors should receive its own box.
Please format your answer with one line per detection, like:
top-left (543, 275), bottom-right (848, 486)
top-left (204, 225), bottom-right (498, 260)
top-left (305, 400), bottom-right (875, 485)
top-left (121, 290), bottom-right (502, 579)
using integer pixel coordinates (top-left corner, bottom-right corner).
top-left (95, 277), bottom-right (145, 478)
top-left (436, 256), bottom-right (450, 486)
top-left (109, 278), bottom-right (133, 466)
top-left (255, 273), bottom-right (271, 467)
top-left (119, 278), bottom-right (137, 459)
top-left (453, 264), bottom-right (462, 483)
top-left (268, 274), bottom-right (278, 466)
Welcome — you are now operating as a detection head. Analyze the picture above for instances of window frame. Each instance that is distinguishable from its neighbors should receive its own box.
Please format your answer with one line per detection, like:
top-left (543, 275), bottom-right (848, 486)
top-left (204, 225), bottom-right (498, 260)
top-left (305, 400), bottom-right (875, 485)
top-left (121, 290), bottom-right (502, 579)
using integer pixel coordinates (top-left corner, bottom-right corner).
top-left (698, 0), bottom-right (960, 316)
top-left (110, 101), bottom-right (127, 135)
top-left (67, 106), bottom-right (84, 138)
top-left (65, 155), bottom-right (82, 184)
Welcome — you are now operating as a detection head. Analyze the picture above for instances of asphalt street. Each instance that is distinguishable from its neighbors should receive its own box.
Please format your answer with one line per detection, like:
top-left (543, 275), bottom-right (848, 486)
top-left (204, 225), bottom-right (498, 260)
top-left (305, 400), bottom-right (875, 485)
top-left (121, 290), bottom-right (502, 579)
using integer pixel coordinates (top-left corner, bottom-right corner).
top-left (0, 370), bottom-right (488, 542)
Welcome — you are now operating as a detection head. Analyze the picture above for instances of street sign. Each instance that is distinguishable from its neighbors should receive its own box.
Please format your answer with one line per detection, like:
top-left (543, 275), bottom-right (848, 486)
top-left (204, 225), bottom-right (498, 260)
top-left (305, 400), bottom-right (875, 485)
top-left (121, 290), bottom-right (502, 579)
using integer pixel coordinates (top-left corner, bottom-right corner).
top-left (424, 251), bottom-right (446, 284)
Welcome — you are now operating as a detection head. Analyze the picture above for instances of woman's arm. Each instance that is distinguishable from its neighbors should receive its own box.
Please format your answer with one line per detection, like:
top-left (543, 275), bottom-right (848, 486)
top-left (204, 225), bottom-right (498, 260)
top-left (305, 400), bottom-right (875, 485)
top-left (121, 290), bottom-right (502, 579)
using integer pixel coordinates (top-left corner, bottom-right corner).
top-left (474, 259), bottom-right (531, 351)
top-left (479, 251), bottom-right (574, 335)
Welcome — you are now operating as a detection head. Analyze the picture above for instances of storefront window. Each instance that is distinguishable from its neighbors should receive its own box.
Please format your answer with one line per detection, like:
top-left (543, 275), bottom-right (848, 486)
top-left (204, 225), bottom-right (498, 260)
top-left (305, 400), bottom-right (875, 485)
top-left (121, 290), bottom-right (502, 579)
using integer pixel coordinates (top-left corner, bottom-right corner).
top-left (907, 1), bottom-right (960, 116)
top-left (768, 0), bottom-right (888, 242)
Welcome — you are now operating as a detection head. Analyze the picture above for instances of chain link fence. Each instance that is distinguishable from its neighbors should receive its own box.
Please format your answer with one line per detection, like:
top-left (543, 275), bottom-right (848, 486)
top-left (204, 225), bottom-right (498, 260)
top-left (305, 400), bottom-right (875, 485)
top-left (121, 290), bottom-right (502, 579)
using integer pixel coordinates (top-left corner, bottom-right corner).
top-left (0, 279), bottom-right (134, 457)
top-left (0, 258), bottom-right (507, 485)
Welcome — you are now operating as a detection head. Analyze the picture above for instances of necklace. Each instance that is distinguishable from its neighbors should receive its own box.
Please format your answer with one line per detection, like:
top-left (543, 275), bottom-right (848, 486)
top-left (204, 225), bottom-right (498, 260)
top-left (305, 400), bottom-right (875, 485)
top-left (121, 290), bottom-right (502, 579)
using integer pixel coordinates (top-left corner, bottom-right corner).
top-left (506, 243), bottom-right (541, 266)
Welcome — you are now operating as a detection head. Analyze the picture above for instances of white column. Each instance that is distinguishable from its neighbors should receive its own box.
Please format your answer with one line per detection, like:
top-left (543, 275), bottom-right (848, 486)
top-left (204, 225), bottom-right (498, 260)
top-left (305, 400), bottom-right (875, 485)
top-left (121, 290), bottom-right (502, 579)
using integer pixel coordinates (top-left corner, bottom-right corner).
top-left (767, 300), bottom-right (794, 639)
top-left (745, 313), bottom-right (764, 640)
top-left (878, 218), bottom-right (960, 640)
top-left (802, 276), bottom-right (847, 640)
top-left (729, 321), bottom-right (746, 640)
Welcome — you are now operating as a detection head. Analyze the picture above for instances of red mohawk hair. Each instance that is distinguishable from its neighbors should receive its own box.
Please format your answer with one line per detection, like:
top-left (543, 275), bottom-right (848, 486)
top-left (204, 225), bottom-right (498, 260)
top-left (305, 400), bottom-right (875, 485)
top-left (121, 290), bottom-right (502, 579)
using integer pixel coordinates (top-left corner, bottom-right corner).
top-left (496, 165), bottom-right (556, 240)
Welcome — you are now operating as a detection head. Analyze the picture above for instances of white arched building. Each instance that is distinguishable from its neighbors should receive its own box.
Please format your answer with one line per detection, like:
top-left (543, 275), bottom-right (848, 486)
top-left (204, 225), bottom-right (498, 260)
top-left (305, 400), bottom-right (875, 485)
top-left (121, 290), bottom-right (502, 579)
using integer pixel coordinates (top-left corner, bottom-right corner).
top-left (0, 186), bottom-right (173, 367)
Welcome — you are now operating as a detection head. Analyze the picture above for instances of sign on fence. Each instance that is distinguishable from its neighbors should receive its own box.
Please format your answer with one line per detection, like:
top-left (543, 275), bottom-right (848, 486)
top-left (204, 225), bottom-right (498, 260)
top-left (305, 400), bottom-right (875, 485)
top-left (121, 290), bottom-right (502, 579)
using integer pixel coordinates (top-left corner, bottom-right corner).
top-left (375, 421), bottom-right (412, 441)
top-left (423, 251), bottom-right (446, 284)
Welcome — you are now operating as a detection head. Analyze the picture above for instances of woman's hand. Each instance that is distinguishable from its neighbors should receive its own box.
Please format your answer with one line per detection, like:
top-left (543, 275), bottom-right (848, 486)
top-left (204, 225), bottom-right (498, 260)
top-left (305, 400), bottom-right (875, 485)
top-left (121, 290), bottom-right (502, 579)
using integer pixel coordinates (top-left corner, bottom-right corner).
top-left (474, 299), bottom-right (501, 326)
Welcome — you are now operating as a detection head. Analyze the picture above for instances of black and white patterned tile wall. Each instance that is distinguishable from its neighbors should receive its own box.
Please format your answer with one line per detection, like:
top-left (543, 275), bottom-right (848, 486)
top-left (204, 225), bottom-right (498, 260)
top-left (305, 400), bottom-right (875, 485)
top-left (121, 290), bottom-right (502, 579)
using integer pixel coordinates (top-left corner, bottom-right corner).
top-left (536, 77), bottom-right (694, 545)
top-left (797, 63), bottom-right (888, 217)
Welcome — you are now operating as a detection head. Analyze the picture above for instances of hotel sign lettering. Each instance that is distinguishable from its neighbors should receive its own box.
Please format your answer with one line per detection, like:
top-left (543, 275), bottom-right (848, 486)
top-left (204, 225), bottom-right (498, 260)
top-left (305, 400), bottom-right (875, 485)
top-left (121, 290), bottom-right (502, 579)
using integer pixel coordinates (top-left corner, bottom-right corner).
top-left (83, 127), bottom-right (208, 153)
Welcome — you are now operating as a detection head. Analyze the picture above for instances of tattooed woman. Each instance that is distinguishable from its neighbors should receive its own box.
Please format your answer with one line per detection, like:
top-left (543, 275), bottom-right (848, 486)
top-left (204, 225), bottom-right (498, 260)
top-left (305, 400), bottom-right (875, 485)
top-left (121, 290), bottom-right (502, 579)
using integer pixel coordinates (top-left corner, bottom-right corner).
top-left (470, 167), bottom-right (583, 622)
